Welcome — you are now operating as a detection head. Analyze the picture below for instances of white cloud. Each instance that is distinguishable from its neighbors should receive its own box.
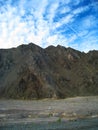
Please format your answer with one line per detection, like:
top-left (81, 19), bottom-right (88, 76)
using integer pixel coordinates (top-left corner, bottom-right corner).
top-left (0, 0), bottom-right (71, 49)
top-left (90, 1), bottom-right (98, 11)
top-left (80, 41), bottom-right (98, 52)
top-left (46, 2), bottom-right (60, 23)
top-left (81, 15), bottom-right (97, 29)
top-left (60, 6), bottom-right (71, 14)
top-left (46, 35), bottom-right (58, 45)
top-left (54, 14), bottom-right (74, 29)
top-left (0, 0), bottom-right (49, 48)
top-left (60, 0), bottom-right (71, 4)
top-left (62, 14), bottom-right (74, 23)
top-left (46, 34), bottom-right (69, 47)
top-left (0, 0), bottom-right (98, 52)
top-left (72, 0), bottom-right (80, 6)
top-left (73, 6), bottom-right (89, 15)
top-left (74, 32), bottom-right (98, 52)
top-left (78, 30), bottom-right (89, 37)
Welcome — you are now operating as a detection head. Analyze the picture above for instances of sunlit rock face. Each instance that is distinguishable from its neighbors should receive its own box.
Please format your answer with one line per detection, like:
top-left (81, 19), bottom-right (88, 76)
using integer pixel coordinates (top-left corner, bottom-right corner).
top-left (0, 43), bottom-right (98, 99)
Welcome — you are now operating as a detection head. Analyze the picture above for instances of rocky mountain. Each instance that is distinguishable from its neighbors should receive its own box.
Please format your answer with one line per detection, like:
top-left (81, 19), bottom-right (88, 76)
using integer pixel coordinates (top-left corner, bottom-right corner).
top-left (0, 43), bottom-right (98, 99)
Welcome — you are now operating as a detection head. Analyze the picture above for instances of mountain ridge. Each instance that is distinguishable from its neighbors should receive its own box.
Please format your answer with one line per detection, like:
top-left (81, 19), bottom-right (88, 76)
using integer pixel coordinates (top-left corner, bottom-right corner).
top-left (0, 43), bottom-right (98, 99)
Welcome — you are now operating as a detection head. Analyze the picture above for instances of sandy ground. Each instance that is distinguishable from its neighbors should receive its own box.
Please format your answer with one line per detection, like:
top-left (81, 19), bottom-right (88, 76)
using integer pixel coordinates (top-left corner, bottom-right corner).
top-left (0, 96), bottom-right (98, 125)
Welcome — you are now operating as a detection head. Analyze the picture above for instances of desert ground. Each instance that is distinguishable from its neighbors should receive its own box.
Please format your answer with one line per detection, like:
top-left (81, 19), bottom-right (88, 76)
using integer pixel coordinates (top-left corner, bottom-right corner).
top-left (0, 96), bottom-right (98, 125)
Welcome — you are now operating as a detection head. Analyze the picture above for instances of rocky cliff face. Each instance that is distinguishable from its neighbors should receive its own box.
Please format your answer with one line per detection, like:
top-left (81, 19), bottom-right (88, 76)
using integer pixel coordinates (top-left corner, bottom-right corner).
top-left (0, 43), bottom-right (98, 99)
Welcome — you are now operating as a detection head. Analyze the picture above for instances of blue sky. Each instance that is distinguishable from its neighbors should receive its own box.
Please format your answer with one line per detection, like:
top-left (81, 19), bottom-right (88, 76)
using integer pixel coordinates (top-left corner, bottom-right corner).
top-left (0, 0), bottom-right (98, 52)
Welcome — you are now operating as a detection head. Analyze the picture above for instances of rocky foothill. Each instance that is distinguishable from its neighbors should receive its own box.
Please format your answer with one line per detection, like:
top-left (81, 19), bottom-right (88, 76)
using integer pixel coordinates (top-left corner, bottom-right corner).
top-left (0, 43), bottom-right (98, 99)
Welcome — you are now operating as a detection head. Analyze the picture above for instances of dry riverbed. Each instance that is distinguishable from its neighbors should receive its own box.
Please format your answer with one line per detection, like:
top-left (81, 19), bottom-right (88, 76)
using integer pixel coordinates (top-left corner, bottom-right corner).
top-left (0, 96), bottom-right (98, 125)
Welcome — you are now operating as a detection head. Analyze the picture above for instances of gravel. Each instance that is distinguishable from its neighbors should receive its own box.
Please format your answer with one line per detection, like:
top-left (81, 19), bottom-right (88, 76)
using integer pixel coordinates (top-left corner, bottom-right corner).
top-left (0, 96), bottom-right (98, 125)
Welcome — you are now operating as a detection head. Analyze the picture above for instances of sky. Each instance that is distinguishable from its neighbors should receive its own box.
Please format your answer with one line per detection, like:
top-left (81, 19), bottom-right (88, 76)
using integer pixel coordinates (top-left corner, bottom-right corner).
top-left (0, 0), bottom-right (98, 52)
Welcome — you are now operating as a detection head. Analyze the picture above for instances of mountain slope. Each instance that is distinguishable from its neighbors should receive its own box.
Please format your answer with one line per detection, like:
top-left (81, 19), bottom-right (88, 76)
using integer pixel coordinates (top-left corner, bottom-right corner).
top-left (0, 43), bottom-right (98, 99)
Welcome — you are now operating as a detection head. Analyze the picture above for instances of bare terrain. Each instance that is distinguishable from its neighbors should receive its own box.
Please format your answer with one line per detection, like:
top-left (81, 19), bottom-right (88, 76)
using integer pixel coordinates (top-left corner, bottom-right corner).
top-left (0, 96), bottom-right (98, 125)
top-left (0, 43), bottom-right (98, 99)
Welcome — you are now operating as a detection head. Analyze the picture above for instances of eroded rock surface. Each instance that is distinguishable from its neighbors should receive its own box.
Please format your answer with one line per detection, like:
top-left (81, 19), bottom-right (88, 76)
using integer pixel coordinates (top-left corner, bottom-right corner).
top-left (0, 43), bottom-right (98, 99)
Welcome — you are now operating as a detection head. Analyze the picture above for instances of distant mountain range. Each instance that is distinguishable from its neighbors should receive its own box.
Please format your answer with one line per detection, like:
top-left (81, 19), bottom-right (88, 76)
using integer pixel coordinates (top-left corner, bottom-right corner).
top-left (0, 43), bottom-right (98, 99)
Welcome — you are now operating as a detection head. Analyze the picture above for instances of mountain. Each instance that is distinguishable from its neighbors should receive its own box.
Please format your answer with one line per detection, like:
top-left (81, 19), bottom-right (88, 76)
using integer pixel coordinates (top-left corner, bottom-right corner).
top-left (0, 43), bottom-right (98, 99)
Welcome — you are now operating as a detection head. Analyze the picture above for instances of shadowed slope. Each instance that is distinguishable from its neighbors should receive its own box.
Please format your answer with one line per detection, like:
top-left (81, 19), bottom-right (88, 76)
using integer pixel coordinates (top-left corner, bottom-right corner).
top-left (0, 43), bottom-right (98, 99)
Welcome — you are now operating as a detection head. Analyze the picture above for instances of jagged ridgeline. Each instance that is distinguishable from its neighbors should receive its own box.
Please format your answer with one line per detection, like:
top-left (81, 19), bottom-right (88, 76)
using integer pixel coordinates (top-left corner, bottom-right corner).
top-left (0, 43), bottom-right (98, 99)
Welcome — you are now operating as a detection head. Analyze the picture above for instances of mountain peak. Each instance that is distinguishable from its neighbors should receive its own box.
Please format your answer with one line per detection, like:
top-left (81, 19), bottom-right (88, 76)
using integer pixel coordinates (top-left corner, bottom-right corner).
top-left (0, 43), bottom-right (98, 99)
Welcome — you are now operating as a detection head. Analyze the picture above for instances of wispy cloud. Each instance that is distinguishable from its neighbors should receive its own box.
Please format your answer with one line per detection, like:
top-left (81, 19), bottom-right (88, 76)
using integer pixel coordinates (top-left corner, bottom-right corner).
top-left (73, 5), bottom-right (90, 15)
top-left (0, 0), bottom-right (98, 52)
top-left (59, 6), bottom-right (71, 14)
